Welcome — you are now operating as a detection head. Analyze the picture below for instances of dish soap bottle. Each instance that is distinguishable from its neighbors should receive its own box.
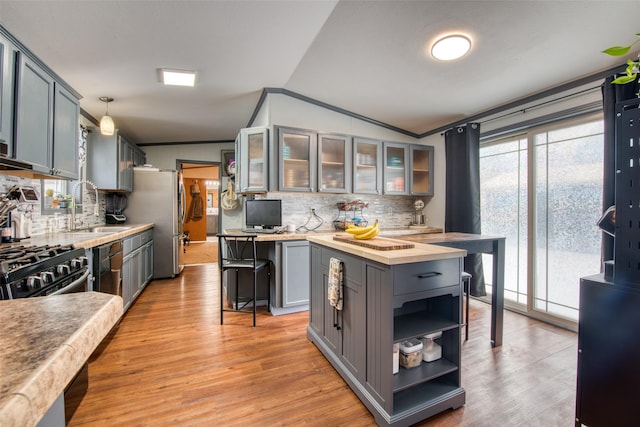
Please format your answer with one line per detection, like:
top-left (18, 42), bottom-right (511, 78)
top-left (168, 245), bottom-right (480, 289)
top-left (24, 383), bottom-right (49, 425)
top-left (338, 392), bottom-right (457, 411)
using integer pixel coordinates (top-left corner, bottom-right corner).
top-left (422, 332), bottom-right (442, 362)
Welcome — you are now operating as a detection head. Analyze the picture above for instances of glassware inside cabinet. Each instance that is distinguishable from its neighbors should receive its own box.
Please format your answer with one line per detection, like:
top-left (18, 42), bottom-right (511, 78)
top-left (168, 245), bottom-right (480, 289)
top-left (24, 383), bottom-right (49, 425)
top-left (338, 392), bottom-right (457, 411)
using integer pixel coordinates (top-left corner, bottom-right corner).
top-left (319, 135), bottom-right (350, 192)
top-left (280, 129), bottom-right (315, 191)
top-left (247, 133), bottom-right (265, 188)
top-left (384, 145), bottom-right (406, 193)
top-left (354, 139), bottom-right (380, 194)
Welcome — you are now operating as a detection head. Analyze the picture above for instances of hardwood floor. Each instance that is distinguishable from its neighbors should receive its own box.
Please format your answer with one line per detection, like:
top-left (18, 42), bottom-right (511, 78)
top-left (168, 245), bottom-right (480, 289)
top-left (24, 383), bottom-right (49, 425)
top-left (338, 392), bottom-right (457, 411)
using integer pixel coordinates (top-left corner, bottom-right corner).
top-left (69, 264), bottom-right (578, 426)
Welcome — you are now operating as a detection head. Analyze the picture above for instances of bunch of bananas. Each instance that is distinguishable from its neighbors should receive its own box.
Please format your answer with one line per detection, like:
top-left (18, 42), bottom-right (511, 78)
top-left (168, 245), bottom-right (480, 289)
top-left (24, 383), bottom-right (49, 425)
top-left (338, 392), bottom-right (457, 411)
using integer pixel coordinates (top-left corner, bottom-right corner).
top-left (345, 220), bottom-right (380, 240)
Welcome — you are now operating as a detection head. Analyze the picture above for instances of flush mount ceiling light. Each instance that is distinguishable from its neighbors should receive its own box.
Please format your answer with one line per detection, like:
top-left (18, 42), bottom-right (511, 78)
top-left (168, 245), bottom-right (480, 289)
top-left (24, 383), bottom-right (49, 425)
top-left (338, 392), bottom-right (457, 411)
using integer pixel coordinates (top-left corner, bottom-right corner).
top-left (431, 34), bottom-right (472, 61)
top-left (160, 68), bottom-right (197, 87)
top-left (99, 96), bottom-right (115, 136)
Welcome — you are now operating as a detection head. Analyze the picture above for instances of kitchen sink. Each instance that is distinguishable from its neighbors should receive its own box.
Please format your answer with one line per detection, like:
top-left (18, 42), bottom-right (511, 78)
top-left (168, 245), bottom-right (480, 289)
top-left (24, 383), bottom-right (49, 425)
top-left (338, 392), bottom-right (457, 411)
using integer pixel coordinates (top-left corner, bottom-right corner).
top-left (88, 226), bottom-right (133, 233)
top-left (64, 226), bottom-right (133, 234)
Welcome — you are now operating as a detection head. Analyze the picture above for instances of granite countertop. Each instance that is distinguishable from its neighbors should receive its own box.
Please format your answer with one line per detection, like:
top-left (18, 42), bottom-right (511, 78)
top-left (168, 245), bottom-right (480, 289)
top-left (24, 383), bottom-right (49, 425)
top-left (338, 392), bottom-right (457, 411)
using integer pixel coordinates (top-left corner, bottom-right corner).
top-left (0, 292), bottom-right (123, 427)
top-left (9, 224), bottom-right (154, 249)
top-left (306, 234), bottom-right (466, 265)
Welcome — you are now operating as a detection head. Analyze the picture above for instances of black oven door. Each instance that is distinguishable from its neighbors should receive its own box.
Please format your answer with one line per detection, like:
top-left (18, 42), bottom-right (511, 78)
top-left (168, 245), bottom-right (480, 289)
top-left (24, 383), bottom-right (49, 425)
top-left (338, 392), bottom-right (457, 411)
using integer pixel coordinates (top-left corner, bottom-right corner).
top-left (46, 269), bottom-right (91, 296)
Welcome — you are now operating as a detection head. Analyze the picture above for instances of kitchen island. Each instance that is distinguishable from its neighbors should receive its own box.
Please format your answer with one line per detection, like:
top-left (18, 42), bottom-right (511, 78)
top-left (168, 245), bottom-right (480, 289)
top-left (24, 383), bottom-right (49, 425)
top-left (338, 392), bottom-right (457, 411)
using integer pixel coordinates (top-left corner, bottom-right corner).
top-left (306, 235), bottom-right (466, 427)
top-left (0, 291), bottom-right (123, 427)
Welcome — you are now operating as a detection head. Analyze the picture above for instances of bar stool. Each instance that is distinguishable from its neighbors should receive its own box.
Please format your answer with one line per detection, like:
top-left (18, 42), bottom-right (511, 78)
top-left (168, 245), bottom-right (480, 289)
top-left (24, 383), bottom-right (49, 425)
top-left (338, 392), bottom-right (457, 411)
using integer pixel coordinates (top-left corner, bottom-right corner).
top-left (462, 272), bottom-right (472, 341)
top-left (218, 234), bottom-right (272, 327)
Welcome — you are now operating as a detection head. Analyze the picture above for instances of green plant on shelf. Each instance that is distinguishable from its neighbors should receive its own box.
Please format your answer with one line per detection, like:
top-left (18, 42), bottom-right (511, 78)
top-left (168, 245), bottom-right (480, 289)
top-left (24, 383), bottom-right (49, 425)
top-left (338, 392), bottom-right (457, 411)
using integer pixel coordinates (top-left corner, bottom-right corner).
top-left (603, 32), bottom-right (640, 85)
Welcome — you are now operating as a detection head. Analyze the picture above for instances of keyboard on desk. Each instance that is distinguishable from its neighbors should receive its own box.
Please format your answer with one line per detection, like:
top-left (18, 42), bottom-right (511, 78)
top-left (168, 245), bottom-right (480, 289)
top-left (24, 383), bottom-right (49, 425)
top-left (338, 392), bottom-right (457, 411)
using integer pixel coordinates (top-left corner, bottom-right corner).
top-left (242, 228), bottom-right (278, 234)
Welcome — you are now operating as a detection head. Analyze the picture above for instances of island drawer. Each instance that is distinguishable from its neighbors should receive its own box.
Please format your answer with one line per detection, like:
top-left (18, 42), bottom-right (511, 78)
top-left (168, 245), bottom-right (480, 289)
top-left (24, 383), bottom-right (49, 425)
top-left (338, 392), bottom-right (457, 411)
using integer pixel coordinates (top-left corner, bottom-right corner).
top-left (393, 258), bottom-right (459, 296)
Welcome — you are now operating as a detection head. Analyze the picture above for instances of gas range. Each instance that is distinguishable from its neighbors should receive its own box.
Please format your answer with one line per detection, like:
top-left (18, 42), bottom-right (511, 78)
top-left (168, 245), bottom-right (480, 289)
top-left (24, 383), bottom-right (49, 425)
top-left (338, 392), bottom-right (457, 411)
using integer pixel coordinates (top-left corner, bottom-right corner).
top-left (0, 244), bottom-right (90, 300)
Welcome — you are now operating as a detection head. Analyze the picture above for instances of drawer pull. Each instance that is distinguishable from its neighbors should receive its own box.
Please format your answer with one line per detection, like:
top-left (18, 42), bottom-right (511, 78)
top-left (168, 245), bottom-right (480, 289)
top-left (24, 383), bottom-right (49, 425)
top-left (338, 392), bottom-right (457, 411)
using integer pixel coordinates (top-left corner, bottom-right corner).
top-left (417, 272), bottom-right (442, 279)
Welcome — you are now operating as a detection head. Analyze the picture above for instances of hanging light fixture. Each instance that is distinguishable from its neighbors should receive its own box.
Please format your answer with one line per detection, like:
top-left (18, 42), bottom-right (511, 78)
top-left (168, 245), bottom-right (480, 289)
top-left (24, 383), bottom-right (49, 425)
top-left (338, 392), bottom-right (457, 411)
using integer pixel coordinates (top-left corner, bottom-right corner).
top-left (99, 96), bottom-right (115, 135)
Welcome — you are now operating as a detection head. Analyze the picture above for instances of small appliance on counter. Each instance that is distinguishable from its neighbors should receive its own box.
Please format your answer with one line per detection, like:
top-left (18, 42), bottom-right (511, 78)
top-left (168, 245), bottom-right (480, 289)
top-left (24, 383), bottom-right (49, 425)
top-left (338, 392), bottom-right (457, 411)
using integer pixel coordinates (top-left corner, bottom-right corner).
top-left (105, 193), bottom-right (127, 224)
top-left (11, 212), bottom-right (32, 240)
top-left (409, 199), bottom-right (429, 229)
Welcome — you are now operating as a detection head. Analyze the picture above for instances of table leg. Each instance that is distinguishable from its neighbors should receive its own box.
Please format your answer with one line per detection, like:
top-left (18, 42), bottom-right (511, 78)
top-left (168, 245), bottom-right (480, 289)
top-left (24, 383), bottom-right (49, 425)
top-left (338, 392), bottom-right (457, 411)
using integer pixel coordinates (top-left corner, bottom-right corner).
top-left (491, 238), bottom-right (505, 347)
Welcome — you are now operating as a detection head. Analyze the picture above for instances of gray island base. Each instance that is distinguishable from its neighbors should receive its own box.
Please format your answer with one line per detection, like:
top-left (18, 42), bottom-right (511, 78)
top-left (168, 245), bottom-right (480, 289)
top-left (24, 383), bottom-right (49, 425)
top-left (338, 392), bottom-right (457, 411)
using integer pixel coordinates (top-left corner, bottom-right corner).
top-left (306, 235), bottom-right (467, 426)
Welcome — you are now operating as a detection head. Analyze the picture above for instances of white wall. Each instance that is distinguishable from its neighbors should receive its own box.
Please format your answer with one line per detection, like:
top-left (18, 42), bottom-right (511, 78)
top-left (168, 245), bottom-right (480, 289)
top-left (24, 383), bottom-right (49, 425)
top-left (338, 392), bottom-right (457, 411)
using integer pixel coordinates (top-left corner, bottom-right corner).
top-left (266, 93), bottom-right (416, 143)
top-left (143, 142), bottom-right (235, 170)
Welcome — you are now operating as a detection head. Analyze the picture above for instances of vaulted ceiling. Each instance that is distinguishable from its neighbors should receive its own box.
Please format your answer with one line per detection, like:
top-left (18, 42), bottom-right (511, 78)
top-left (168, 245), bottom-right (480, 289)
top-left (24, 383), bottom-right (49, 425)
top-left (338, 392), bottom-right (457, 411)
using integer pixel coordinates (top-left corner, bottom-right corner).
top-left (1, 1), bottom-right (638, 144)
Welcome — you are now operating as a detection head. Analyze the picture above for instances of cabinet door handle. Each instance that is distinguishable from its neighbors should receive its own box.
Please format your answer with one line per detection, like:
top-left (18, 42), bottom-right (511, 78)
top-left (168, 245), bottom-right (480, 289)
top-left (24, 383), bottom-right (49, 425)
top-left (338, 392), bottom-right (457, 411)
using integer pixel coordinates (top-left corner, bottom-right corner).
top-left (417, 272), bottom-right (442, 279)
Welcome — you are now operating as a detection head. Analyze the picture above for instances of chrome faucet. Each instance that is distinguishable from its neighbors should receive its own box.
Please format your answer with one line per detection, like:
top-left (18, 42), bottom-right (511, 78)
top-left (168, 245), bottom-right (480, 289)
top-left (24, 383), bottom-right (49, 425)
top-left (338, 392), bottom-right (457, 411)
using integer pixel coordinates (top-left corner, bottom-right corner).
top-left (70, 180), bottom-right (100, 231)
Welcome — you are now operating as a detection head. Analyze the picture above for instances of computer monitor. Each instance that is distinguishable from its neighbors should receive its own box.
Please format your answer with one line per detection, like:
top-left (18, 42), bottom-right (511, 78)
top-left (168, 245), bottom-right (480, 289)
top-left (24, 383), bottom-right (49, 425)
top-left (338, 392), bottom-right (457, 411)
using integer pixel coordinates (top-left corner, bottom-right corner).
top-left (245, 199), bottom-right (282, 229)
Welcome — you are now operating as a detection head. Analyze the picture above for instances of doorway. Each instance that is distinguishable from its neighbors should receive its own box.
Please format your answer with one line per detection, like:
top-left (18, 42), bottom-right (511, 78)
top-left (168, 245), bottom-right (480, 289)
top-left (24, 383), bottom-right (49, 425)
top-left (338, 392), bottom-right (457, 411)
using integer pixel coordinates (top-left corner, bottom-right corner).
top-left (177, 160), bottom-right (221, 265)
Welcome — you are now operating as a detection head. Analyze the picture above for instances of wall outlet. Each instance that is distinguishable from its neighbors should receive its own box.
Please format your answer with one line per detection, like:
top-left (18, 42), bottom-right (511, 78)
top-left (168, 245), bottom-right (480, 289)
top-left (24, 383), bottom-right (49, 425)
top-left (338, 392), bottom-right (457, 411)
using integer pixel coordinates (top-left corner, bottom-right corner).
top-left (387, 206), bottom-right (393, 215)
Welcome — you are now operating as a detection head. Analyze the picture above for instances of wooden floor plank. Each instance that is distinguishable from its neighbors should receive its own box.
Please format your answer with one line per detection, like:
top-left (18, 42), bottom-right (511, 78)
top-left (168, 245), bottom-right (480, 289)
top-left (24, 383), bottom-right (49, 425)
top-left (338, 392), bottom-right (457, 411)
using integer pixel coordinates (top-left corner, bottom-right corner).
top-left (69, 263), bottom-right (577, 426)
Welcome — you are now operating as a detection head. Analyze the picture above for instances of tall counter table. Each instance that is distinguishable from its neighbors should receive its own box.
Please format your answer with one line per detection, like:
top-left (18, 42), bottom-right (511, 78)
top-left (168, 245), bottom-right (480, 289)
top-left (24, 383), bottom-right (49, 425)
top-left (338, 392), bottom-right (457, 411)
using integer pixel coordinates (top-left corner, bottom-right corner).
top-left (392, 232), bottom-right (506, 347)
top-left (306, 235), bottom-right (467, 427)
top-left (0, 292), bottom-right (123, 427)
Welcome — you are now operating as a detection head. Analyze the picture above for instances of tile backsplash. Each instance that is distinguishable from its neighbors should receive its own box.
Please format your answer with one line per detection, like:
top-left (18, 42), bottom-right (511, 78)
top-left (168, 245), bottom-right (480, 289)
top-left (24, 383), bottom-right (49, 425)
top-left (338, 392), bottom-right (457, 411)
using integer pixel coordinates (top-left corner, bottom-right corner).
top-left (0, 174), bottom-right (105, 236)
top-left (256, 192), bottom-right (432, 232)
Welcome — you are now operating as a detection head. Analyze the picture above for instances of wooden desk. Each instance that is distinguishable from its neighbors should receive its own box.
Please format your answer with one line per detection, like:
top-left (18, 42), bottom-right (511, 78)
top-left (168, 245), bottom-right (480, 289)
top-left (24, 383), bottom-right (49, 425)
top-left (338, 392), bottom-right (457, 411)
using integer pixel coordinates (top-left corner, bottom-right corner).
top-left (394, 232), bottom-right (506, 347)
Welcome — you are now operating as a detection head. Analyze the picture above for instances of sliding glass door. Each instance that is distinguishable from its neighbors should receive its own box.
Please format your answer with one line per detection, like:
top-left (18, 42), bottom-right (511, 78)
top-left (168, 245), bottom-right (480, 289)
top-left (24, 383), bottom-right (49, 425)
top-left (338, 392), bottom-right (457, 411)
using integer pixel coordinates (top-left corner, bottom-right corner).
top-left (479, 114), bottom-right (604, 323)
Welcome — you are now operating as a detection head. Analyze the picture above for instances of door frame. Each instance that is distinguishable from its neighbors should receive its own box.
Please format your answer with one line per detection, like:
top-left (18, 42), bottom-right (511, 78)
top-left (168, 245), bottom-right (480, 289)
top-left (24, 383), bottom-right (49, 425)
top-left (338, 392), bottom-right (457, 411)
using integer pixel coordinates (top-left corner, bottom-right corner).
top-left (176, 159), bottom-right (222, 239)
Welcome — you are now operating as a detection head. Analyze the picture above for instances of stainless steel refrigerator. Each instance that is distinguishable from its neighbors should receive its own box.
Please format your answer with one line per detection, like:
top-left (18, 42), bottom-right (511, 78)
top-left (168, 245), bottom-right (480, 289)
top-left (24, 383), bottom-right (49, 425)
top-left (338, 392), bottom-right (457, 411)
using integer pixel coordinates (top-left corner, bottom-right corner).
top-left (126, 168), bottom-right (186, 278)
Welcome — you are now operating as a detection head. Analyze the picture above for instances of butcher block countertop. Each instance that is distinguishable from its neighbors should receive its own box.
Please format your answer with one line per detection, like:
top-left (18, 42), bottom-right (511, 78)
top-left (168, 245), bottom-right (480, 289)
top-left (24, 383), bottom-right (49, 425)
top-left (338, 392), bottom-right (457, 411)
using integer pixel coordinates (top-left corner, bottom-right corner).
top-left (306, 234), bottom-right (466, 265)
top-left (224, 226), bottom-right (443, 242)
top-left (0, 292), bottom-right (123, 427)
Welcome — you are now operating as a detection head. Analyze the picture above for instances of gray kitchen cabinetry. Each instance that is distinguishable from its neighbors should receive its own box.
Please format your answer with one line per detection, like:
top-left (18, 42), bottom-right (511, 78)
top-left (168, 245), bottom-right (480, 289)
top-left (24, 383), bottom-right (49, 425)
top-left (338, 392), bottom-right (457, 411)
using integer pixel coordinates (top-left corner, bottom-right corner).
top-left (122, 230), bottom-right (153, 311)
top-left (309, 244), bottom-right (366, 381)
top-left (86, 128), bottom-right (135, 191)
top-left (318, 133), bottom-right (352, 193)
top-left (410, 144), bottom-right (434, 196)
top-left (275, 125), bottom-right (317, 192)
top-left (237, 126), bottom-right (269, 193)
top-left (353, 137), bottom-right (382, 194)
top-left (308, 243), bottom-right (464, 426)
top-left (0, 33), bottom-right (14, 152)
top-left (280, 240), bottom-right (310, 307)
top-left (14, 52), bottom-right (80, 179)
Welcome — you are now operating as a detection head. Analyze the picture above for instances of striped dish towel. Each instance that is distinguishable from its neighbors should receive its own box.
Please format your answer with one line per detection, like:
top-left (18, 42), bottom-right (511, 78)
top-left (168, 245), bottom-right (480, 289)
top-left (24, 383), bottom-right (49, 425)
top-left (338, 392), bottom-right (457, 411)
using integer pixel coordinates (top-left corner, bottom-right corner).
top-left (328, 257), bottom-right (343, 311)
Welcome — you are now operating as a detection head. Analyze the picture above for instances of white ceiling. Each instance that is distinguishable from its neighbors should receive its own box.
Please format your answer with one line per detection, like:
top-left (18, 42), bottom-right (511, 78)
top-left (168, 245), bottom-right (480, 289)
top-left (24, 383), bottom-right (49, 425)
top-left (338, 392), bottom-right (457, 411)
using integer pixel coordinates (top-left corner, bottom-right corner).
top-left (1, 1), bottom-right (639, 144)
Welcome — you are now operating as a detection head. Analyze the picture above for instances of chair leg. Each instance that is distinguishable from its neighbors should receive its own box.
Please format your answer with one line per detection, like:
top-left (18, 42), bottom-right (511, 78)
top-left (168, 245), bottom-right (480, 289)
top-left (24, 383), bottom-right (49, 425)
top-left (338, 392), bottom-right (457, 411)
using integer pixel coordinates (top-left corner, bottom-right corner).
top-left (220, 268), bottom-right (224, 325)
top-left (253, 270), bottom-right (257, 327)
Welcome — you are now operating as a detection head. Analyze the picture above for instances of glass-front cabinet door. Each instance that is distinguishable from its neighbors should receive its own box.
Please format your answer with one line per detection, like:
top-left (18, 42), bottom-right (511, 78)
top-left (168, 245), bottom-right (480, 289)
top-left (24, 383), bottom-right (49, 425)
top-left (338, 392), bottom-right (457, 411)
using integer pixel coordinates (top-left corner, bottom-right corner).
top-left (238, 126), bottom-right (269, 193)
top-left (383, 142), bottom-right (409, 195)
top-left (318, 134), bottom-right (351, 193)
top-left (410, 144), bottom-right (434, 196)
top-left (353, 137), bottom-right (382, 194)
top-left (277, 126), bottom-right (317, 192)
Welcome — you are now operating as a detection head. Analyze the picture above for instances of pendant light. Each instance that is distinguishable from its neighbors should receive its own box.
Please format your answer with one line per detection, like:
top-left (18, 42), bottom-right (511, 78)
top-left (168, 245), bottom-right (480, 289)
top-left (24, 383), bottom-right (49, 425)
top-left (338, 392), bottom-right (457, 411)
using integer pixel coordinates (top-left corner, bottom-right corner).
top-left (99, 96), bottom-right (115, 135)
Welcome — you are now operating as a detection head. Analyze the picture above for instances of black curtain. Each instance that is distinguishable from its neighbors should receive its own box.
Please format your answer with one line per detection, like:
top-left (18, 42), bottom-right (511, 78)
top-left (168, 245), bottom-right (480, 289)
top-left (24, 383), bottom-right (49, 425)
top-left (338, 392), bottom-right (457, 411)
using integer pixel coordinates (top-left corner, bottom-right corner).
top-left (601, 76), bottom-right (639, 264)
top-left (445, 123), bottom-right (486, 296)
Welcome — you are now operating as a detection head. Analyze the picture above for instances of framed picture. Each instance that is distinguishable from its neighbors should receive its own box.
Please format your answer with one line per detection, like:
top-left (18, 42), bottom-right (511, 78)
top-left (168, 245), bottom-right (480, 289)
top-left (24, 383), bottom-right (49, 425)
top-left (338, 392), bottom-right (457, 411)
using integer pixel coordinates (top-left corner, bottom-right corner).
top-left (221, 150), bottom-right (235, 177)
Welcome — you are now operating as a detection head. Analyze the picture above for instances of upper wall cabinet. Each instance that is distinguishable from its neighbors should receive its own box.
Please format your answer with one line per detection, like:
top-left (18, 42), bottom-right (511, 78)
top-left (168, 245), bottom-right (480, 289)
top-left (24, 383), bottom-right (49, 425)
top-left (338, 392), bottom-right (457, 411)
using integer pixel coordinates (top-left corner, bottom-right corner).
top-left (4, 26), bottom-right (81, 179)
top-left (14, 53), bottom-right (55, 174)
top-left (0, 33), bottom-right (14, 153)
top-left (276, 126), bottom-right (317, 192)
top-left (87, 128), bottom-right (134, 191)
top-left (237, 126), bottom-right (269, 193)
top-left (410, 144), bottom-right (434, 196)
top-left (318, 133), bottom-right (351, 193)
top-left (353, 137), bottom-right (382, 194)
top-left (236, 124), bottom-right (435, 196)
top-left (382, 142), bottom-right (409, 195)
top-left (52, 84), bottom-right (80, 179)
